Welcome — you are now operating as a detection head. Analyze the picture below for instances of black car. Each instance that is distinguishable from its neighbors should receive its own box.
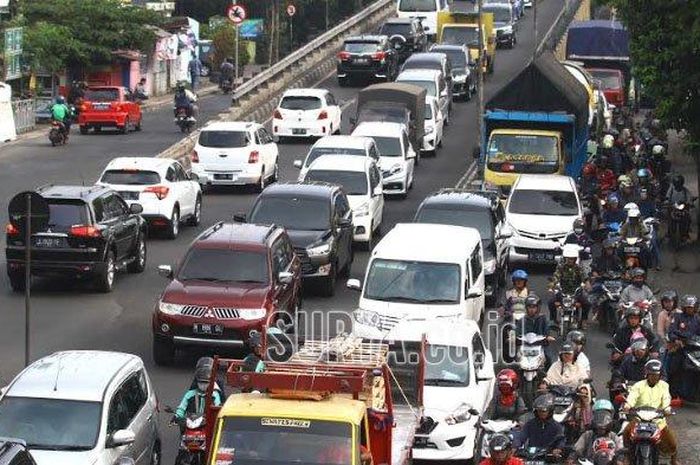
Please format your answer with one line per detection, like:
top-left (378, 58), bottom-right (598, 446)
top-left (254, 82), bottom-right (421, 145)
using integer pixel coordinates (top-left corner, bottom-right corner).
top-left (0, 439), bottom-right (37, 465)
top-left (430, 44), bottom-right (477, 100)
top-left (5, 185), bottom-right (147, 293)
top-left (484, 4), bottom-right (518, 48)
top-left (378, 17), bottom-right (428, 62)
top-left (238, 182), bottom-right (354, 297)
top-left (336, 35), bottom-right (399, 86)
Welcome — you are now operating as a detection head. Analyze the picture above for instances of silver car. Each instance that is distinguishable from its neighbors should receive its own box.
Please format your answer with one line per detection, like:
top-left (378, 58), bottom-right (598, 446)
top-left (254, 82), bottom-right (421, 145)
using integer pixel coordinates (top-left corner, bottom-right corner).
top-left (0, 351), bottom-right (160, 465)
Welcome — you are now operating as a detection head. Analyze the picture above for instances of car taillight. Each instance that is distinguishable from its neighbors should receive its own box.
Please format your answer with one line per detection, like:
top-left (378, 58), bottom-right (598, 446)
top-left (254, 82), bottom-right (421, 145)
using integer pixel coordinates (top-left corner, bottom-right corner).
top-left (144, 185), bottom-right (170, 200)
top-left (273, 109), bottom-right (283, 119)
top-left (190, 150), bottom-right (199, 163)
top-left (317, 110), bottom-right (328, 120)
top-left (5, 223), bottom-right (19, 235)
top-left (501, 163), bottom-right (515, 172)
top-left (113, 103), bottom-right (122, 112)
top-left (372, 51), bottom-right (386, 61)
top-left (248, 151), bottom-right (259, 163)
top-left (337, 51), bottom-right (351, 61)
top-left (69, 225), bottom-right (102, 238)
top-left (80, 103), bottom-right (88, 112)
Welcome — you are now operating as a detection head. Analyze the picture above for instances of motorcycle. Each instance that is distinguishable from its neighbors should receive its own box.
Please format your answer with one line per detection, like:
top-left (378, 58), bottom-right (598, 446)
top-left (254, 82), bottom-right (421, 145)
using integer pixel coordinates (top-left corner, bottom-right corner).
top-left (621, 407), bottom-right (672, 465)
top-left (666, 199), bottom-right (696, 248)
top-left (552, 285), bottom-right (584, 337)
top-left (516, 332), bottom-right (547, 408)
top-left (220, 77), bottom-right (233, 94)
top-left (591, 273), bottom-right (623, 335)
top-left (515, 445), bottom-right (563, 465)
top-left (175, 106), bottom-right (196, 134)
top-left (165, 406), bottom-right (207, 465)
top-left (49, 120), bottom-right (67, 146)
top-left (618, 236), bottom-right (649, 271)
top-left (478, 418), bottom-right (518, 460)
top-left (502, 299), bottom-right (526, 363)
top-left (619, 300), bottom-right (654, 330)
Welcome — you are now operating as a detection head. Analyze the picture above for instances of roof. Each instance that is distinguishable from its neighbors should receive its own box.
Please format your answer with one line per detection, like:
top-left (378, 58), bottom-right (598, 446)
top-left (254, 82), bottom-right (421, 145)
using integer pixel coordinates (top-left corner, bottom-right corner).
top-left (513, 174), bottom-right (576, 192)
top-left (385, 17), bottom-right (415, 24)
top-left (202, 121), bottom-right (257, 132)
top-left (6, 351), bottom-right (139, 402)
top-left (387, 318), bottom-right (482, 346)
top-left (486, 51), bottom-right (590, 128)
top-left (260, 182), bottom-right (339, 198)
top-left (404, 53), bottom-right (446, 64)
top-left (195, 222), bottom-right (278, 247)
top-left (352, 121), bottom-right (406, 138)
top-left (430, 44), bottom-right (468, 52)
top-left (104, 157), bottom-right (174, 173)
top-left (491, 128), bottom-right (562, 137)
top-left (345, 35), bottom-right (385, 42)
top-left (307, 155), bottom-right (373, 173)
top-left (397, 68), bottom-right (441, 81)
top-left (281, 88), bottom-right (329, 98)
top-left (36, 184), bottom-right (110, 200)
top-left (373, 223), bottom-right (481, 262)
top-left (312, 135), bottom-right (374, 149)
top-left (422, 189), bottom-right (495, 209)
top-left (218, 393), bottom-right (367, 425)
top-left (566, 20), bottom-right (629, 61)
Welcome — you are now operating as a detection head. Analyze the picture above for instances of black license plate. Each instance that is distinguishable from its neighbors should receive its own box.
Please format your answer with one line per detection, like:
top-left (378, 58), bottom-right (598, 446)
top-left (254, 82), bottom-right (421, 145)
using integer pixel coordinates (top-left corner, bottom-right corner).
top-left (214, 173), bottom-right (233, 180)
top-left (624, 246), bottom-right (640, 253)
top-left (413, 436), bottom-right (429, 447)
top-left (292, 128), bottom-right (307, 135)
top-left (529, 252), bottom-right (555, 263)
top-left (354, 58), bottom-right (370, 64)
top-left (193, 323), bottom-right (223, 336)
top-left (33, 237), bottom-right (67, 248)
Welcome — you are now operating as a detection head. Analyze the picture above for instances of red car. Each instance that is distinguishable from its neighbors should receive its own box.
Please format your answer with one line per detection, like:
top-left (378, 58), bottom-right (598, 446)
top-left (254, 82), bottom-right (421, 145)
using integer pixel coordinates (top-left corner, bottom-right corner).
top-left (78, 86), bottom-right (142, 134)
top-left (587, 68), bottom-right (626, 108)
top-left (151, 222), bottom-right (302, 365)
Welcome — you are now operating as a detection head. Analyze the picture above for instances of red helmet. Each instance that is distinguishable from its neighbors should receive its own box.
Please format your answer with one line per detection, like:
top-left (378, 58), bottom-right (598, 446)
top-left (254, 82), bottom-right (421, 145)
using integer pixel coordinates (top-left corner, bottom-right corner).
top-left (583, 163), bottom-right (596, 177)
top-left (497, 369), bottom-right (519, 393)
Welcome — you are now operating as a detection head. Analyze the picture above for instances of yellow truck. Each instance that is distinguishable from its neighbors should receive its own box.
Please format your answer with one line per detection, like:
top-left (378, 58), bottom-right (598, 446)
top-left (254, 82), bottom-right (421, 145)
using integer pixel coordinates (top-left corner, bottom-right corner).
top-left (437, 11), bottom-right (496, 74)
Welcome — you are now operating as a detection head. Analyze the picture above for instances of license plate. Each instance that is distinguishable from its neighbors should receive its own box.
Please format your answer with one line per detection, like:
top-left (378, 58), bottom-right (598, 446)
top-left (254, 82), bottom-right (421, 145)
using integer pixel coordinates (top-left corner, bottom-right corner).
top-left (529, 252), bottom-right (555, 263)
top-left (413, 436), bottom-right (429, 447)
top-left (624, 246), bottom-right (640, 253)
top-left (354, 58), bottom-right (370, 64)
top-left (292, 128), bottom-right (307, 135)
top-left (193, 323), bottom-right (223, 336)
top-left (214, 173), bottom-right (234, 180)
top-left (33, 237), bottom-right (67, 248)
top-left (93, 104), bottom-right (110, 111)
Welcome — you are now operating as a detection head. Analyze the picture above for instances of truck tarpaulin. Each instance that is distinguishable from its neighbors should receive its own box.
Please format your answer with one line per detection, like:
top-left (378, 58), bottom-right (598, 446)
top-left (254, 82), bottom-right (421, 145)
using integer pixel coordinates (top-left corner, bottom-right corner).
top-left (565, 20), bottom-right (630, 62)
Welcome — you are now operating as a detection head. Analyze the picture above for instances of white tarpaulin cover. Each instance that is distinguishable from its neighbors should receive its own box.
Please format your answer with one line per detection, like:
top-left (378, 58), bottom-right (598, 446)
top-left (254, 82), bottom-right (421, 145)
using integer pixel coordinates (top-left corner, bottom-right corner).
top-left (0, 82), bottom-right (18, 142)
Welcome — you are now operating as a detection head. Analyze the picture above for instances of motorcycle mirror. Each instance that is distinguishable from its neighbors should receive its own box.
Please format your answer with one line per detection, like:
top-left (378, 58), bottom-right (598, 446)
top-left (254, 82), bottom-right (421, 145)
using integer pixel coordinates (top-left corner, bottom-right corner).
top-left (605, 342), bottom-right (615, 350)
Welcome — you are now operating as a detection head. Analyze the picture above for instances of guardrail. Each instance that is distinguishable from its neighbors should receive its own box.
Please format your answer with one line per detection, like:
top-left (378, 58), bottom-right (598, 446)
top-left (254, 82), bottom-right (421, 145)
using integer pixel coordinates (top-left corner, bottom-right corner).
top-left (11, 99), bottom-right (36, 134)
top-left (536, 0), bottom-right (583, 56)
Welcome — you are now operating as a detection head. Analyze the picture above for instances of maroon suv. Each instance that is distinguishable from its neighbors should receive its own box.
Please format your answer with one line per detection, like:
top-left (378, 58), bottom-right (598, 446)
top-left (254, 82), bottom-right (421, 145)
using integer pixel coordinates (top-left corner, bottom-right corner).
top-left (152, 222), bottom-right (301, 365)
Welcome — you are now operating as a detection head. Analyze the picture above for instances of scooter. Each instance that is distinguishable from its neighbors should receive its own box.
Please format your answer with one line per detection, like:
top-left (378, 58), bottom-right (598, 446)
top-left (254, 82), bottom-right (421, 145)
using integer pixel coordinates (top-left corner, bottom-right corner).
top-left (48, 121), bottom-right (67, 146)
top-left (479, 418), bottom-right (518, 460)
top-left (220, 77), bottom-right (233, 94)
top-left (502, 299), bottom-right (526, 363)
top-left (516, 333), bottom-right (547, 408)
top-left (620, 407), bottom-right (672, 465)
top-left (175, 106), bottom-right (196, 134)
top-left (165, 406), bottom-right (207, 465)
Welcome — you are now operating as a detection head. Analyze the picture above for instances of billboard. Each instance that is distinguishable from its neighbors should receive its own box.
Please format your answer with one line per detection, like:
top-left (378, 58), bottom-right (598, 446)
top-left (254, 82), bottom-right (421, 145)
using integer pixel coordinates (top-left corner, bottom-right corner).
top-left (239, 19), bottom-right (263, 39)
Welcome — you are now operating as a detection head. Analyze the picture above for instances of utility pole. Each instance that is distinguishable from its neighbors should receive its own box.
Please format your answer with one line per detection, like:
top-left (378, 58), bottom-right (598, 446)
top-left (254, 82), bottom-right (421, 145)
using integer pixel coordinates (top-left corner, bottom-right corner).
top-left (24, 193), bottom-right (31, 367)
top-left (476, 0), bottom-right (485, 170)
top-left (325, 0), bottom-right (330, 31)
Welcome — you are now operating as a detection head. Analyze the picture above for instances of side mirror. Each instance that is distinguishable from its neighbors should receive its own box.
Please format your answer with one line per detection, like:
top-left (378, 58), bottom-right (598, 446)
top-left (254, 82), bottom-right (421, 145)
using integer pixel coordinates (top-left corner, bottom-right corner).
top-left (189, 172), bottom-right (199, 182)
top-left (157, 265), bottom-right (173, 279)
top-left (278, 271), bottom-right (294, 285)
top-left (346, 279), bottom-right (362, 291)
top-left (468, 408), bottom-right (480, 416)
top-left (466, 286), bottom-right (482, 299)
top-left (472, 146), bottom-right (481, 159)
top-left (498, 226), bottom-right (513, 239)
top-left (129, 203), bottom-right (144, 214)
top-left (337, 217), bottom-right (353, 228)
top-left (605, 342), bottom-right (615, 350)
top-left (293, 160), bottom-right (302, 169)
top-left (424, 26), bottom-right (430, 31)
top-left (108, 429), bottom-right (136, 448)
top-left (233, 212), bottom-right (247, 223)
top-left (373, 186), bottom-right (383, 197)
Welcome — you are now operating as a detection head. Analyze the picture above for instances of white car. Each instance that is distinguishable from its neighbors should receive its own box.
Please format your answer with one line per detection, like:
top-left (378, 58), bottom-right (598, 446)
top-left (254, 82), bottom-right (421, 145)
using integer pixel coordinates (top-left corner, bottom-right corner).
top-left (396, 0), bottom-right (449, 39)
top-left (351, 122), bottom-right (417, 197)
top-left (0, 351), bottom-right (160, 465)
top-left (191, 121), bottom-right (279, 192)
top-left (388, 318), bottom-right (495, 462)
top-left (423, 96), bottom-right (444, 155)
top-left (272, 88), bottom-right (342, 140)
top-left (293, 135), bottom-right (380, 181)
top-left (97, 157), bottom-right (202, 239)
top-left (506, 174), bottom-right (583, 265)
top-left (396, 68), bottom-right (451, 125)
top-left (302, 155), bottom-right (384, 248)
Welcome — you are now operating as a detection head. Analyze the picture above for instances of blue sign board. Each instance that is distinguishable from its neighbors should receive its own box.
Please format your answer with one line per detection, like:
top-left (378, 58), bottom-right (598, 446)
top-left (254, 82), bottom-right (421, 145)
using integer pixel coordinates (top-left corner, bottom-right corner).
top-left (239, 19), bottom-right (263, 39)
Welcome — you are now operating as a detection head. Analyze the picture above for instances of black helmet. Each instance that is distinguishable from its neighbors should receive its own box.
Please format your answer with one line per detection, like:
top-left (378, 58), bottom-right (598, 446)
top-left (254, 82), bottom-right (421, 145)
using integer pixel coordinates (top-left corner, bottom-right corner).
top-left (195, 364), bottom-right (212, 385)
top-left (567, 330), bottom-right (586, 346)
top-left (525, 293), bottom-right (541, 307)
top-left (488, 433), bottom-right (513, 453)
top-left (248, 329), bottom-right (263, 350)
top-left (176, 81), bottom-right (186, 91)
top-left (592, 409), bottom-right (614, 433)
top-left (573, 218), bottom-right (585, 232)
top-left (533, 393), bottom-right (554, 413)
top-left (630, 267), bottom-right (646, 279)
top-left (625, 305), bottom-right (643, 319)
top-left (603, 237), bottom-right (617, 249)
top-left (680, 294), bottom-right (698, 310)
top-left (661, 289), bottom-right (679, 306)
top-left (672, 174), bottom-right (685, 189)
top-left (644, 359), bottom-right (663, 376)
top-left (559, 342), bottom-right (575, 355)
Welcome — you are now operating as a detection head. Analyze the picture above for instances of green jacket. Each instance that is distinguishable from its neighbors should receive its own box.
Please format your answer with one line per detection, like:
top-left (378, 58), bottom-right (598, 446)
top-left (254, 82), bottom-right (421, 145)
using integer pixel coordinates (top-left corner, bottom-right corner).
top-left (51, 103), bottom-right (71, 122)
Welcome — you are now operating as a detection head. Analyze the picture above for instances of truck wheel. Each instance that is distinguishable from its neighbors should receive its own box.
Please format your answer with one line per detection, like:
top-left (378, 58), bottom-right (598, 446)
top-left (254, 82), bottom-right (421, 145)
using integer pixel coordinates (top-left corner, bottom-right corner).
top-left (153, 338), bottom-right (175, 366)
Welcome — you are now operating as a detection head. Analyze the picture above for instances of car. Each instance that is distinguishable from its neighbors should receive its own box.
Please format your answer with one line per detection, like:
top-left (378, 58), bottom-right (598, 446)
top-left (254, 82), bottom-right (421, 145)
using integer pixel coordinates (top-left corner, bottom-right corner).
top-left (430, 44), bottom-right (476, 100)
top-left (190, 121), bottom-right (279, 192)
top-left (401, 53), bottom-right (453, 114)
top-left (414, 188), bottom-right (511, 302)
top-left (505, 174), bottom-right (583, 265)
top-left (97, 157), bottom-right (202, 240)
top-left (389, 319), bottom-right (495, 463)
top-left (336, 35), bottom-right (399, 86)
top-left (302, 155), bottom-right (384, 249)
top-left (0, 351), bottom-right (160, 465)
top-left (240, 182), bottom-right (354, 297)
top-left (5, 184), bottom-right (147, 293)
top-left (423, 96), bottom-right (444, 155)
top-left (293, 135), bottom-right (381, 181)
top-left (378, 17), bottom-right (428, 62)
top-left (152, 222), bottom-right (302, 364)
top-left (483, 3), bottom-right (518, 48)
top-left (351, 122), bottom-right (417, 197)
top-left (78, 86), bottom-right (143, 135)
top-left (485, 0), bottom-right (523, 18)
top-left (347, 222), bottom-right (486, 340)
top-left (396, 68), bottom-right (452, 125)
top-left (0, 439), bottom-right (37, 465)
top-left (396, 0), bottom-right (450, 40)
top-left (586, 67), bottom-right (626, 108)
top-left (271, 88), bottom-right (342, 140)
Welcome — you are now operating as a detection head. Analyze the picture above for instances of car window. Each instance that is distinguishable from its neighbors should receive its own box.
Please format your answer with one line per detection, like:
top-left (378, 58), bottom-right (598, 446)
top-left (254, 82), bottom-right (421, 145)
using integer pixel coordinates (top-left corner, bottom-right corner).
top-left (402, 132), bottom-right (410, 156)
top-left (92, 197), bottom-right (105, 223)
top-left (272, 239), bottom-right (290, 274)
top-left (280, 96), bottom-right (323, 111)
top-left (174, 163), bottom-right (188, 181)
top-left (344, 41), bottom-right (381, 54)
top-left (85, 88), bottom-right (119, 102)
top-left (261, 128), bottom-right (273, 143)
top-left (198, 130), bottom-right (249, 148)
top-left (107, 372), bottom-right (147, 434)
top-left (326, 93), bottom-right (336, 106)
top-left (255, 130), bottom-right (262, 145)
top-left (369, 165), bottom-right (381, 190)
top-left (166, 166), bottom-right (176, 182)
top-left (100, 170), bottom-right (161, 185)
top-left (334, 194), bottom-right (350, 219)
top-left (369, 143), bottom-right (380, 160)
top-left (102, 194), bottom-right (127, 220)
top-left (470, 243), bottom-right (483, 281)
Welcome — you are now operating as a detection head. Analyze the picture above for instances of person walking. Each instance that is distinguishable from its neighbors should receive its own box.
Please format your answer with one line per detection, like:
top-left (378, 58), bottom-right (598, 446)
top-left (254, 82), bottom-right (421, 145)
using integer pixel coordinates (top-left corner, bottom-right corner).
top-left (188, 55), bottom-right (202, 90)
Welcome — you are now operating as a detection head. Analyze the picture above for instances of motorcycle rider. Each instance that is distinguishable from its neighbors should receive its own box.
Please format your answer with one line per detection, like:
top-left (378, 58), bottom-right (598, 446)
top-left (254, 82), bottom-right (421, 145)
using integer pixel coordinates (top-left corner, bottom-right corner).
top-left (220, 58), bottom-right (235, 89)
top-left (580, 163), bottom-right (599, 198)
top-left (486, 369), bottom-right (528, 421)
top-left (173, 81), bottom-right (198, 120)
top-left (514, 394), bottom-right (565, 457)
top-left (567, 330), bottom-right (590, 377)
top-left (619, 268), bottom-right (654, 311)
top-left (622, 359), bottom-right (678, 465)
top-left (596, 152), bottom-right (618, 194)
top-left (242, 330), bottom-right (266, 373)
top-left (665, 174), bottom-right (694, 241)
top-left (503, 269), bottom-right (530, 317)
top-left (543, 343), bottom-right (588, 389)
top-left (592, 238), bottom-right (624, 277)
top-left (516, 293), bottom-right (556, 366)
top-left (602, 193), bottom-right (627, 225)
top-left (668, 294), bottom-right (700, 401)
top-left (612, 306), bottom-right (660, 362)
top-left (174, 364), bottom-right (223, 422)
top-left (50, 95), bottom-right (73, 139)
top-left (619, 208), bottom-right (650, 241)
top-left (549, 244), bottom-right (590, 327)
top-left (479, 433), bottom-right (524, 465)
top-left (616, 337), bottom-right (656, 383)
top-left (657, 290), bottom-right (679, 372)
top-left (618, 175), bottom-right (638, 206)
top-left (574, 399), bottom-right (622, 459)
top-left (564, 219), bottom-right (592, 260)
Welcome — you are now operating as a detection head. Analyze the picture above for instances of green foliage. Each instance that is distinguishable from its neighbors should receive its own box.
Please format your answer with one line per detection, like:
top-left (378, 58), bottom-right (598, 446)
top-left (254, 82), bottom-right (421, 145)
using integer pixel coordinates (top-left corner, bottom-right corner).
top-left (211, 24), bottom-right (250, 71)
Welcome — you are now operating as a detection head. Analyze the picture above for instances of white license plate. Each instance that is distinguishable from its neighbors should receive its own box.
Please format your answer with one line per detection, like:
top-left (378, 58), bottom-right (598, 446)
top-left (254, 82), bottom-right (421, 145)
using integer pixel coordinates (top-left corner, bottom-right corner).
top-left (33, 237), bottom-right (67, 248)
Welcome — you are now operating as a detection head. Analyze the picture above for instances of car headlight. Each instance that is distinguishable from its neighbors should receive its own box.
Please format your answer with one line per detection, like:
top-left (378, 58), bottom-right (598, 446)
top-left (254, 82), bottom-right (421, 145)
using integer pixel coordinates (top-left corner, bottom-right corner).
top-left (238, 308), bottom-right (266, 320)
top-left (159, 301), bottom-right (185, 315)
top-left (484, 258), bottom-right (497, 275)
top-left (424, 126), bottom-right (435, 136)
top-left (353, 309), bottom-right (381, 328)
top-left (444, 403), bottom-right (475, 425)
top-left (502, 25), bottom-right (513, 34)
top-left (354, 202), bottom-right (370, 217)
top-left (307, 241), bottom-right (332, 257)
top-left (452, 74), bottom-right (467, 83)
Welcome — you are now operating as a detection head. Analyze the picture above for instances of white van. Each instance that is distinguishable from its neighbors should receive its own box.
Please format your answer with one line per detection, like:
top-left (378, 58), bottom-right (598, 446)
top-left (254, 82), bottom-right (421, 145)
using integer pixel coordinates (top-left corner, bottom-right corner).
top-left (347, 223), bottom-right (485, 340)
top-left (397, 0), bottom-right (450, 40)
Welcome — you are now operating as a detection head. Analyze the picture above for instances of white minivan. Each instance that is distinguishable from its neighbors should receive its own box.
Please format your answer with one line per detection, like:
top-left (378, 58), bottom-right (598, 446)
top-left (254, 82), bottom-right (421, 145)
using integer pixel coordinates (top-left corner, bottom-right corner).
top-left (347, 223), bottom-right (486, 340)
top-left (397, 0), bottom-right (450, 40)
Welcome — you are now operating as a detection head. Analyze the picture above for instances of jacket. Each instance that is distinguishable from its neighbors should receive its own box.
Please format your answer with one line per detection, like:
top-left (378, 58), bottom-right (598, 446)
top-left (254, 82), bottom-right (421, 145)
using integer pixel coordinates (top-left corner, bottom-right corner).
top-left (613, 322), bottom-right (659, 353)
top-left (552, 263), bottom-right (585, 295)
top-left (544, 361), bottom-right (588, 388)
top-left (487, 393), bottom-right (527, 421)
top-left (602, 208), bottom-right (627, 225)
top-left (668, 312), bottom-right (700, 341)
top-left (176, 388), bottom-right (222, 419)
top-left (592, 254), bottom-right (624, 275)
top-left (624, 379), bottom-right (671, 428)
top-left (516, 314), bottom-right (550, 337)
top-left (619, 220), bottom-right (650, 240)
top-left (515, 417), bottom-right (565, 449)
top-left (616, 353), bottom-right (649, 383)
top-left (620, 284), bottom-right (654, 305)
top-left (479, 458), bottom-right (524, 465)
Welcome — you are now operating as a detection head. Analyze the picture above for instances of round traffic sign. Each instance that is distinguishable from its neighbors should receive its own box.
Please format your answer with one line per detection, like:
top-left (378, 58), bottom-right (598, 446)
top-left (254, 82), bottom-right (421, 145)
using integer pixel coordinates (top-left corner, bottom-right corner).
top-left (226, 4), bottom-right (248, 24)
top-left (8, 191), bottom-right (50, 235)
top-left (286, 4), bottom-right (296, 16)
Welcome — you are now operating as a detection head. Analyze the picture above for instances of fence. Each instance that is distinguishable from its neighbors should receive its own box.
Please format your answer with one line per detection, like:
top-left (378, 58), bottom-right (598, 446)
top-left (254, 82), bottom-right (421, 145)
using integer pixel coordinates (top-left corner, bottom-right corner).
top-left (11, 99), bottom-right (36, 134)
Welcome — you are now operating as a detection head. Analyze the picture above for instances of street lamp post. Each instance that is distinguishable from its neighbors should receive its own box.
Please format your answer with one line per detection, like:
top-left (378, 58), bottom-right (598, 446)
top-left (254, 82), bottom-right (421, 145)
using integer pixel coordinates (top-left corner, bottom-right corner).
top-left (476, 0), bottom-right (485, 171)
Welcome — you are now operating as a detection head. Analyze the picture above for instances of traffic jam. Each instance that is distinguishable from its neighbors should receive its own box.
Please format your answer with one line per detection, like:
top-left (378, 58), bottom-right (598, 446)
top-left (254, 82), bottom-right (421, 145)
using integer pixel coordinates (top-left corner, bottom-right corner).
top-left (0, 1), bottom-right (698, 465)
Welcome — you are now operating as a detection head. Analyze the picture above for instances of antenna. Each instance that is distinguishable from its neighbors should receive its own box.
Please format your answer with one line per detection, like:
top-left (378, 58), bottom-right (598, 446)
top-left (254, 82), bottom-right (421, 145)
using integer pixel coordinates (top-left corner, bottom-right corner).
top-left (52, 353), bottom-right (63, 392)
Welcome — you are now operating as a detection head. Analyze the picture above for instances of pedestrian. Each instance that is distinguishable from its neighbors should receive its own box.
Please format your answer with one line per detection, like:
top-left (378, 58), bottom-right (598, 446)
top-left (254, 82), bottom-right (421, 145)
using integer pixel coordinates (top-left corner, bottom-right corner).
top-left (188, 55), bottom-right (202, 90)
top-left (134, 78), bottom-right (149, 100)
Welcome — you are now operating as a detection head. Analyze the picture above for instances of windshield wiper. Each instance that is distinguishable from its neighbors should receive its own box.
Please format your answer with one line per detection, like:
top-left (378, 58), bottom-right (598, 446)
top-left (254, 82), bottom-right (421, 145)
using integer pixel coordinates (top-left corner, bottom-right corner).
top-left (373, 296), bottom-right (427, 303)
top-left (29, 444), bottom-right (91, 451)
top-left (424, 378), bottom-right (466, 386)
top-left (421, 298), bottom-right (458, 303)
top-left (235, 279), bottom-right (266, 284)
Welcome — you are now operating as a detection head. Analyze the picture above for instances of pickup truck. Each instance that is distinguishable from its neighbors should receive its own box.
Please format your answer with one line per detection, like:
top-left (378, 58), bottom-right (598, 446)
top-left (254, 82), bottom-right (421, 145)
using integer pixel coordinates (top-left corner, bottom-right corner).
top-left (436, 11), bottom-right (495, 74)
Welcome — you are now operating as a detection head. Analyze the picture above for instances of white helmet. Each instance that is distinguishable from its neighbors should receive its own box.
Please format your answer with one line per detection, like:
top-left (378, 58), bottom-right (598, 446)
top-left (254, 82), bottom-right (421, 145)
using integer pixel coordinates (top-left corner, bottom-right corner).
top-left (562, 244), bottom-right (580, 259)
top-left (628, 208), bottom-right (641, 218)
top-left (624, 202), bottom-right (639, 213)
top-left (602, 134), bottom-right (615, 149)
top-left (652, 144), bottom-right (665, 155)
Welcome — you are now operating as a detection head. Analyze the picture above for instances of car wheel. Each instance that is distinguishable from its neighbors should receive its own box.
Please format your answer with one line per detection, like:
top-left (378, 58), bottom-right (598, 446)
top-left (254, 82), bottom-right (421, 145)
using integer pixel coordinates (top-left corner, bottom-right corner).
top-left (120, 118), bottom-right (129, 134)
top-left (364, 223), bottom-right (374, 252)
top-left (166, 207), bottom-right (180, 240)
top-left (255, 167), bottom-right (266, 193)
top-left (79, 126), bottom-right (89, 135)
top-left (271, 163), bottom-right (279, 183)
top-left (322, 261), bottom-right (337, 297)
top-left (135, 117), bottom-right (142, 132)
top-left (150, 441), bottom-right (161, 465)
top-left (127, 232), bottom-right (147, 273)
top-left (187, 196), bottom-right (202, 226)
top-left (153, 337), bottom-right (174, 366)
top-left (338, 77), bottom-right (348, 87)
top-left (8, 271), bottom-right (26, 292)
top-left (95, 249), bottom-right (116, 293)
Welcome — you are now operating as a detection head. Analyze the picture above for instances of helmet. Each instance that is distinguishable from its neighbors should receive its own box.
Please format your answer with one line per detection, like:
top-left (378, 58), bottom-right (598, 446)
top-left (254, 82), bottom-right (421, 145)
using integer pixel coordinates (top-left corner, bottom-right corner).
top-left (680, 294), bottom-right (698, 310)
top-left (627, 208), bottom-right (641, 219)
top-left (488, 433), bottom-right (513, 453)
top-left (618, 175), bottom-right (633, 188)
top-left (559, 342), bottom-right (575, 355)
top-left (630, 337), bottom-right (649, 353)
top-left (661, 289), bottom-right (679, 306)
top-left (625, 305), bottom-right (643, 319)
top-left (602, 134), bottom-right (615, 149)
top-left (573, 218), bottom-right (585, 232)
top-left (56, 95), bottom-right (66, 104)
top-left (511, 269), bottom-right (528, 282)
top-left (176, 81), bottom-right (186, 91)
top-left (525, 293), bottom-right (541, 307)
top-left (672, 174), bottom-right (685, 189)
top-left (562, 243), bottom-right (580, 259)
top-left (497, 368), bottom-right (519, 391)
top-left (248, 329), bottom-right (263, 350)
top-left (650, 118), bottom-right (661, 130)
top-left (593, 399), bottom-right (615, 413)
top-left (644, 359), bottom-right (663, 376)
top-left (592, 409), bottom-right (614, 433)
top-left (194, 365), bottom-right (212, 392)
top-left (567, 330), bottom-right (586, 346)
top-left (195, 356), bottom-right (214, 373)
top-left (603, 237), bottom-right (617, 249)
top-left (652, 144), bottom-right (665, 156)
top-left (583, 163), bottom-right (597, 176)
top-left (630, 267), bottom-right (646, 279)
top-left (637, 168), bottom-right (651, 180)
top-left (607, 193), bottom-right (620, 206)
top-left (623, 202), bottom-right (639, 213)
top-left (533, 393), bottom-right (555, 413)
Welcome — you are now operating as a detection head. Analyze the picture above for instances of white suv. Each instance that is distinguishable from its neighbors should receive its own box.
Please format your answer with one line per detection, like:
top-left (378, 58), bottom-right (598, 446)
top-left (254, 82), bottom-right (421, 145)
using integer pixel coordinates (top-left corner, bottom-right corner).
top-left (351, 122), bottom-right (417, 197)
top-left (293, 135), bottom-right (380, 181)
top-left (0, 351), bottom-right (160, 465)
top-left (97, 157), bottom-right (202, 239)
top-left (272, 88), bottom-right (342, 140)
top-left (191, 121), bottom-right (279, 192)
top-left (302, 155), bottom-right (384, 248)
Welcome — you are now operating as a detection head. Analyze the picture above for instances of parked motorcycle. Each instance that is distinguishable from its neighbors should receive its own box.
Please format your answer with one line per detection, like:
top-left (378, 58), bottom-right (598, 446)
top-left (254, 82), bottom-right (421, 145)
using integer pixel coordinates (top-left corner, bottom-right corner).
top-left (516, 332), bottom-right (547, 408)
top-left (49, 121), bottom-right (67, 146)
top-left (165, 406), bottom-right (207, 465)
top-left (621, 407), bottom-right (672, 465)
top-left (175, 107), bottom-right (196, 134)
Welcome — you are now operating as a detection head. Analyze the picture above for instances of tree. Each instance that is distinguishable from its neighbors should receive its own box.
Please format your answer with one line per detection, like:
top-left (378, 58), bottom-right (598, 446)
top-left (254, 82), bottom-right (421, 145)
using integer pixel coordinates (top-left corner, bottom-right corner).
top-left (211, 24), bottom-right (250, 75)
top-left (608, 0), bottom-right (700, 236)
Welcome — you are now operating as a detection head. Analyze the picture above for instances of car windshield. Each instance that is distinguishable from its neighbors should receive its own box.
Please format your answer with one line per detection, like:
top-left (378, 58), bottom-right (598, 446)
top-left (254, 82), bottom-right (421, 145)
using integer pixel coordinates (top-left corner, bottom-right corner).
top-left (364, 259), bottom-right (461, 303)
top-left (250, 196), bottom-right (330, 231)
top-left (305, 147), bottom-right (366, 167)
top-left (85, 88), bottom-right (119, 102)
top-left (442, 27), bottom-right (479, 47)
top-left (424, 345), bottom-right (470, 386)
top-left (397, 79), bottom-right (436, 97)
top-left (100, 169), bottom-right (161, 185)
top-left (198, 130), bottom-right (249, 148)
top-left (280, 96), bottom-right (323, 111)
top-left (508, 189), bottom-right (579, 216)
top-left (484, 7), bottom-right (512, 22)
top-left (436, 49), bottom-right (467, 68)
top-left (487, 134), bottom-right (559, 163)
top-left (178, 249), bottom-right (269, 284)
top-left (215, 417), bottom-right (352, 465)
top-left (305, 170), bottom-right (368, 196)
top-left (46, 200), bottom-right (89, 233)
top-left (399, 0), bottom-right (437, 12)
top-left (380, 23), bottom-right (412, 36)
top-left (415, 205), bottom-right (494, 240)
top-left (371, 136), bottom-right (402, 157)
top-left (588, 69), bottom-right (622, 89)
top-left (0, 397), bottom-right (101, 450)
top-left (344, 41), bottom-right (381, 54)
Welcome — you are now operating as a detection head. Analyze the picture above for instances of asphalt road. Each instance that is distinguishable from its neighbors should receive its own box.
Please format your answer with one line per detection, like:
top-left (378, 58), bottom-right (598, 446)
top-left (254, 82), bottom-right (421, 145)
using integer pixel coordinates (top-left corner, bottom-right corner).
top-left (0, 1), bottom-right (598, 463)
